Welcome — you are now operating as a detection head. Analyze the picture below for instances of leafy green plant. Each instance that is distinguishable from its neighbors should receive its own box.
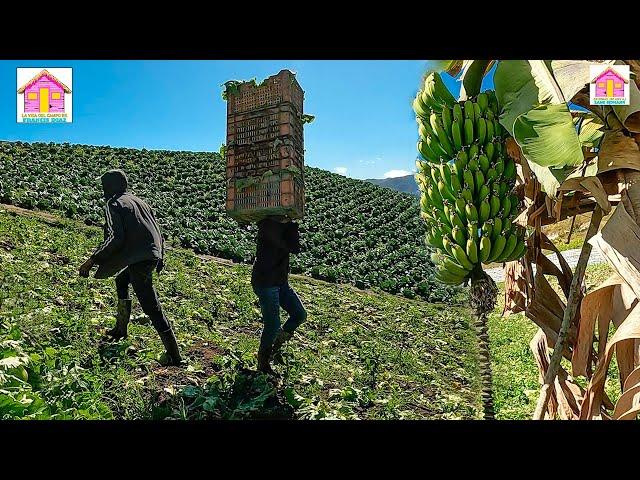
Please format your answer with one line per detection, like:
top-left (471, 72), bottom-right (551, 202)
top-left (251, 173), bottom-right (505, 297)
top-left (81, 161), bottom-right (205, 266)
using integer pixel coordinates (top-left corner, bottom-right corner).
top-left (0, 141), bottom-right (455, 302)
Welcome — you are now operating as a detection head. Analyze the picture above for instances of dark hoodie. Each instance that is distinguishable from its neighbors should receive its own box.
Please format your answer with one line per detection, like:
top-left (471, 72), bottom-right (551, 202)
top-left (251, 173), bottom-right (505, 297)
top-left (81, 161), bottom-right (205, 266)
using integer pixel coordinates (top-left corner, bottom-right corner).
top-left (91, 169), bottom-right (165, 279)
top-left (251, 218), bottom-right (301, 287)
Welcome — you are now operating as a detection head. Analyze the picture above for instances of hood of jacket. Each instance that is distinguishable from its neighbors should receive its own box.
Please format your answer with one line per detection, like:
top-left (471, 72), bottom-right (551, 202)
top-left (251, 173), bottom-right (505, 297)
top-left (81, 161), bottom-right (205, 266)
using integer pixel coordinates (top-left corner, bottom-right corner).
top-left (101, 169), bottom-right (128, 200)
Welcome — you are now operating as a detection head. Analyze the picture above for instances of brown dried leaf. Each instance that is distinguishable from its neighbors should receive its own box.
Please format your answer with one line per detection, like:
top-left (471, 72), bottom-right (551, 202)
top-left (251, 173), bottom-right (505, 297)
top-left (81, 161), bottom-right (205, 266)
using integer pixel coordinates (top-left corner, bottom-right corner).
top-left (502, 257), bottom-right (529, 317)
top-left (581, 177), bottom-right (612, 214)
top-left (590, 198), bottom-right (640, 300)
top-left (598, 131), bottom-right (640, 174)
top-left (571, 280), bottom-right (616, 377)
top-left (580, 302), bottom-right (640, 419)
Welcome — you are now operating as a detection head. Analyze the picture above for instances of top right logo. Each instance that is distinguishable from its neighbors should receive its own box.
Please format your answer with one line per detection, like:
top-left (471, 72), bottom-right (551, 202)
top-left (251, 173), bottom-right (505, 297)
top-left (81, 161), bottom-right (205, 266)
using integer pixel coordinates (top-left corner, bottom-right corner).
top-left (590, 64), bottom-right (630, 105)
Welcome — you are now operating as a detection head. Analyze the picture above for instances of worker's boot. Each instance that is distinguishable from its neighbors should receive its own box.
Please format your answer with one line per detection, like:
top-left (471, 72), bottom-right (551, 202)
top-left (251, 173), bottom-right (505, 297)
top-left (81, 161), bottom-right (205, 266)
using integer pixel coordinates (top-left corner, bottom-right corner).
top-left (158, 328), bottom-right (183, 366)
top-left (271, 329), bottom-right (293, 365)
top-left (257, 345), bottom-right (276, 375)
top-left (106, 299), bottom-right (132, 340)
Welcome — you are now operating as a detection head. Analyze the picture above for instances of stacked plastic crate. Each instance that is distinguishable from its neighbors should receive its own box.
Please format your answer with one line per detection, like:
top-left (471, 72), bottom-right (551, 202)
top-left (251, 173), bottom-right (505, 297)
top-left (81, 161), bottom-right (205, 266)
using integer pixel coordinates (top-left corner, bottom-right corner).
top-left (225, 69), bottom-right (305, 222)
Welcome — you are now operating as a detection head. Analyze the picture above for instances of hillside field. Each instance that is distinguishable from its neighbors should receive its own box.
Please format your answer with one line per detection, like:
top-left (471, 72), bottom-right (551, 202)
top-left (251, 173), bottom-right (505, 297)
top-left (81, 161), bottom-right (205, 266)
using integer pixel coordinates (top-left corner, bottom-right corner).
top-left (0, 141), bottom-right (457, 302)
top-left (0, 206), bottom-right (480, 419)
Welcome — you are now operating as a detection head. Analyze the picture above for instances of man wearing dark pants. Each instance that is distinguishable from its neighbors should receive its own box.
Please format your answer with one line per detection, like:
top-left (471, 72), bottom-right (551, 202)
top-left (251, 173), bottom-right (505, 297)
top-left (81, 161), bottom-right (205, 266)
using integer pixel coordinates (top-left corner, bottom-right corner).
top-left (78, 169), bottom-right (182, 366)
top-left (252, 216), bottom-right (307, 375)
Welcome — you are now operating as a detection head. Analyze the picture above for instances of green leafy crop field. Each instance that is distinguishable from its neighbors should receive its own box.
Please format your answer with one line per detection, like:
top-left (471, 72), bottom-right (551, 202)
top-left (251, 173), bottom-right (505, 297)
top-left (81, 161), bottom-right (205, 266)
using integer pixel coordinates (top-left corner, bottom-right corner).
top-left (0, 141), bottom-right (458, 302)
top-left (0, 207), bottom-right (480, 419)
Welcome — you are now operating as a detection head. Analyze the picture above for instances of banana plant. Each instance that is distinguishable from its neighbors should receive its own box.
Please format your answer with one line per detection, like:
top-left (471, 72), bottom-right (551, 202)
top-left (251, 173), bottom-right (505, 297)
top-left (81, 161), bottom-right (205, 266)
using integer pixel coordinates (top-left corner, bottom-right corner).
top-left (436, 60), bottom-right (640, 196)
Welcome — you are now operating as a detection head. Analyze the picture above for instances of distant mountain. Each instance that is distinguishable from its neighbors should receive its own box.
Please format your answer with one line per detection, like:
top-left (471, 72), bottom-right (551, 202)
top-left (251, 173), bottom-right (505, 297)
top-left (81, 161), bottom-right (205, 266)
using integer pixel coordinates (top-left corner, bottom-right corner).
top-left (366, 174), bottom-right (419, 196)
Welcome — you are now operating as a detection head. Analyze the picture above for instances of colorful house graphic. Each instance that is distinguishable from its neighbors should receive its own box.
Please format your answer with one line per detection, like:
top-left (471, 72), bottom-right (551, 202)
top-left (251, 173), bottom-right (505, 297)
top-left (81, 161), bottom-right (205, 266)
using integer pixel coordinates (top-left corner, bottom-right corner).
top-left (591, 67), bottom-right (628, 98)
top-left (17, 69), bottom-right (71, 114)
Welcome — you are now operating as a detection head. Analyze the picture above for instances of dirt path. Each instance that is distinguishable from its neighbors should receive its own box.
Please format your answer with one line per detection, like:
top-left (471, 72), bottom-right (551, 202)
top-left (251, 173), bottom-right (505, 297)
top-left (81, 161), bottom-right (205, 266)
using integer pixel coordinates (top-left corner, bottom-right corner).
top-left (485, 246), bottom-right (607, 283)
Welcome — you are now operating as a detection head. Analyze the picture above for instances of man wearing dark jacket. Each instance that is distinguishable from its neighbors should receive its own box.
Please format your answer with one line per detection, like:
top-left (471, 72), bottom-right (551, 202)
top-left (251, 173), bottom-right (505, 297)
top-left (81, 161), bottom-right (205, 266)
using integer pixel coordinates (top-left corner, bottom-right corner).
top-left (252, 216), bottom-right (307, 375)
top-left (78, 169), bottom-right (182, 366)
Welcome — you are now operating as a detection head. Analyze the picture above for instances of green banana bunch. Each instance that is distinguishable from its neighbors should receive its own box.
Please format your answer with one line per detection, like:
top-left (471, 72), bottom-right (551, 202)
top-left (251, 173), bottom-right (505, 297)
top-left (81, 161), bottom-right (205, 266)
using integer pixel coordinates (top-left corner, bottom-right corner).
top-left (413, 78), bottom-right (527, 285)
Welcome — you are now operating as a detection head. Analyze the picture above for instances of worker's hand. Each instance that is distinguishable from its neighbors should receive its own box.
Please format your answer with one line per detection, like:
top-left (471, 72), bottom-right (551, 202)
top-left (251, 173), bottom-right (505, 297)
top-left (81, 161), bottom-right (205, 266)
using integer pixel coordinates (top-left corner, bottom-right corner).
top-left (156, 258), bottom-right (164, 274)
top-left (79, 257), bottom-right (95, 278)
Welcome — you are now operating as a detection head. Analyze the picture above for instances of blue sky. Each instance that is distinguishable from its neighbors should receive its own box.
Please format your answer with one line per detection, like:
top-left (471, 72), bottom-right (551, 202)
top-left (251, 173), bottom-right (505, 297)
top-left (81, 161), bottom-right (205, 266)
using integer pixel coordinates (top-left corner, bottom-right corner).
top-left (1, 60), bottom-right (495, 179)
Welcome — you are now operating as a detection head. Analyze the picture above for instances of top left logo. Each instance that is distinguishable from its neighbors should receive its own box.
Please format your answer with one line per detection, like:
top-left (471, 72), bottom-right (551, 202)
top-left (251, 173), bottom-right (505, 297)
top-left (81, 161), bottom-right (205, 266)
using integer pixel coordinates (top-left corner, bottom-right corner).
top-left (17, 68), bottom-right (73, 123)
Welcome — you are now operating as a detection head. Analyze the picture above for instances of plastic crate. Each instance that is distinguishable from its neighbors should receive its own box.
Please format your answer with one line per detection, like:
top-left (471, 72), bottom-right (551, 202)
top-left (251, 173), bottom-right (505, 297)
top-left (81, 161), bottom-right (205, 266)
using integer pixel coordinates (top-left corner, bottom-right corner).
top-left (226, 69), bottom-right (304, 115)
top-left (226, 136), bottom-right (303, 179)
top-left (226, 170), bottom-right (304, 222)
top-left (227, 102), bottom-right (303, 149)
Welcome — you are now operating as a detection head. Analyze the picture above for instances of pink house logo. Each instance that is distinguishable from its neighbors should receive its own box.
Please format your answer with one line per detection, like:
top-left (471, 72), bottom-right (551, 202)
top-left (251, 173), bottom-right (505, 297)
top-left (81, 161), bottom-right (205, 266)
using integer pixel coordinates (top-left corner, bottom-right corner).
top-left (17, 68), bottom-right (73, 123)
top-left (590, 65), bottom-right (630, 106)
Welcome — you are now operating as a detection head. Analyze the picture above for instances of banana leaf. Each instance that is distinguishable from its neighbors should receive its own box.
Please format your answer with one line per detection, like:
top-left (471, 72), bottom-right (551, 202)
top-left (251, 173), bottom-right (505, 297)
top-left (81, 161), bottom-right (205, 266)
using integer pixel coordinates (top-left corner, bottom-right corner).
top-left (458, 60), bottom-right (493, 100)
top-left (550, 60), bottom-right (615, 104)
top-left (575, 115), bottom-right (605, 147)
top-left (495, 60), bottom-right (565, 137)
top-left (513, 104), bottom-right (584, 170)
top-left (612, 61), bottom-right (640, 133)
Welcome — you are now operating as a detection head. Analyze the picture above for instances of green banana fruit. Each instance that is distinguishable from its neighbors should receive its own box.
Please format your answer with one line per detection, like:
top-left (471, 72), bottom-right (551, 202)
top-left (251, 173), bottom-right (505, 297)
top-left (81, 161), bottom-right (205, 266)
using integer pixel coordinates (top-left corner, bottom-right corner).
top-left (473, 103), bottom-right (481, 123)
top-left (486, 118), bottom-right (495, 142)
top-left (497, 233), bottom-right (518, 263)
top-left (492, 217), bottom-right (503, 242)
top-left (449, 171), bottom-right (462, 192)
top-left (501, 195), bottom-right (512, 218)
top-left (468, 143), bottom-right (479, 160)
top-left (479, 198), bottom-right (490, 223)
top-left (463, 170), bottom-right (475, 193)
top-left (451, 120), bottom-right (463, 151)
top-left (467, 221), bottom-right (478, 242)
top-left (485, 142), bottom-right (495, 162)
top-left (427, 185), bottom-right (443, 210)
top-left (441, 107), bottom-right (453, 141)
top-left (509, 194), bottom-right (519, 217)
top-left (479, 234), bottom-right (491, 263)
top-left (466, 238), bottom-right (478, 264)
top-left (451, 212), bottom-right (465, 231)
top-left (418, 140), bottom-right (436, 161)
top-left (453, 103), bottom-right (464, 125)
top-left (441, 256), bottom-right (471, 278)
top-left (462, 187), bottom-right (473, 203)
top-left (476, 117), bottom-right (487, 145)
top-left (431, 113), bottom-right (454, 157)
top-left (474, 170), bottom-right (485, 195)
top-left (464, 100), bottom-right (474, 120)
top-left (487, 234), bottom-right (507, 263)
top-left (442, 235), bottom-right (454, 256)
top-left (427, 135), bottom-right (447, 160)
top-left (435, 268), bottom-right (466, 286)
top-left (506, 238), bottom-right (526, 262)
top-left (464, 118), bottom-right (474, 146)
top-left (485, 167), bottom-right (498, 184)
top-left (478, 184), bottom-right (490, 203)
top-left (477, 93), bottom-right (488, 113)
top-left (481, 220), bottom-right (493, 237)
top-left (452, 243), bottom-right (475, 271)
top-left (413, 94), bottom-right (430, 119)
top-left (455, 197), bottom-right (467, 222)
top-left (478, 154), bottom-right (490, 174)
top-left (504, 158), bottom-right (516, 180)
top-left (465, 202), bottom-right (478, 222)
top-left (489, 194), bottom-right (501, 218)
top-left (452, 226), bottom-right (466, 246)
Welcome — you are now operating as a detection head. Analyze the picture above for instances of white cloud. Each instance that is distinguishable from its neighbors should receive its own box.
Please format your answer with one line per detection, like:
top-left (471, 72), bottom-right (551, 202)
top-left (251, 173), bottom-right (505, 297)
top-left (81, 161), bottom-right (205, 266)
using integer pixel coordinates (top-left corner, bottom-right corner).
top-left (333, 166), bottom-right (348, 176)
top-left (383, 169), bottom-right (412, 178)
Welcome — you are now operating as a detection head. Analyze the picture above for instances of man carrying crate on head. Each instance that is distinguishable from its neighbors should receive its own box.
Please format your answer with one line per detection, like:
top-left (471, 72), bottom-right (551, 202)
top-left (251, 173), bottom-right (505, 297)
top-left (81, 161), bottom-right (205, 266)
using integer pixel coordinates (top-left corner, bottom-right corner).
top-left (78, 169), bottom-right (183, 366)
top-left (251, 215), bottom-right (307, 375)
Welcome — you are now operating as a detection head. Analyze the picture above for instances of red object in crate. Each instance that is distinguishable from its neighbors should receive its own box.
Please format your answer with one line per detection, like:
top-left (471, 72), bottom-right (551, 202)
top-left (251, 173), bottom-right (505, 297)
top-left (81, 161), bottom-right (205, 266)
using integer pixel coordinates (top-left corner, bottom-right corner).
top-left (224, 70), bottom-right (305, 222)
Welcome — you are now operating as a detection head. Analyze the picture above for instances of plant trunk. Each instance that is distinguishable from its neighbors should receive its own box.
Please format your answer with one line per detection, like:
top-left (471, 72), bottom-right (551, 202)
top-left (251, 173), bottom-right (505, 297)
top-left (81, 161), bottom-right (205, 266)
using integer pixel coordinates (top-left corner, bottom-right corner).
top-left (470, 267), bottom-right (499, 420)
